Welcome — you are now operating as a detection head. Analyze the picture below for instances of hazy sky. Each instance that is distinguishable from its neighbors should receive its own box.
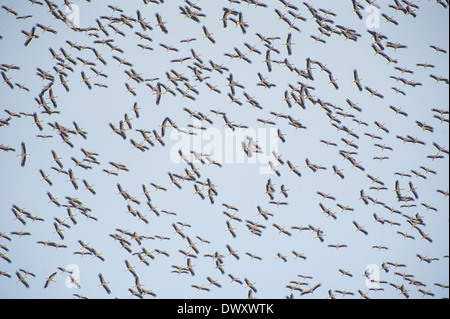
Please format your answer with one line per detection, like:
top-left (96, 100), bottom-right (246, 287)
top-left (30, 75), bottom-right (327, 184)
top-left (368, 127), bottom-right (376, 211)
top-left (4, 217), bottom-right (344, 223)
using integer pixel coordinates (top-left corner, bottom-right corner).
top-left (0, 0), bottom-right (449, 299)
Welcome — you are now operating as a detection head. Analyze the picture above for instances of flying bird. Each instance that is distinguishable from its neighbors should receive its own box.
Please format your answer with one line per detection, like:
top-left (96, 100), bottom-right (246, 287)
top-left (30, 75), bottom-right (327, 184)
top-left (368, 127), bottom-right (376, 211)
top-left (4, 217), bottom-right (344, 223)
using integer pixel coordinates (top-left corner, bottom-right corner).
top-left (16, 271), bottom-right (30, 288)
top-left (44, 272), bottom-right (57, 289)
top-left (202, 26), bottom-right (216, 44)
top-left (352, 221), bottom-right (368, 235)
top-left (98, 273), bottom-right (111, 294)
top-left (353, 69), bottom-right (363, 91)
top-left (1, 72), bottom-right (14, 89)
top-left (22, 26), bottom-right (39, 46)
top-left (19, 142), bottom-right (29, 167)
top-left (155, 13), bottom-right (168, 34)
top-left (332, 165), bottom-right (345, 179)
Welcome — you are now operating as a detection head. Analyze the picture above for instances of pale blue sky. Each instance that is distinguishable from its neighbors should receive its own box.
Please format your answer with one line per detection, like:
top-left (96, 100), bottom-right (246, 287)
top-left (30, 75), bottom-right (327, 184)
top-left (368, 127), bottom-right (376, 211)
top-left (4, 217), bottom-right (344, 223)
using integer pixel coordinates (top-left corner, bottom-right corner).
top-left (0, 0), bottom-right (448, 299)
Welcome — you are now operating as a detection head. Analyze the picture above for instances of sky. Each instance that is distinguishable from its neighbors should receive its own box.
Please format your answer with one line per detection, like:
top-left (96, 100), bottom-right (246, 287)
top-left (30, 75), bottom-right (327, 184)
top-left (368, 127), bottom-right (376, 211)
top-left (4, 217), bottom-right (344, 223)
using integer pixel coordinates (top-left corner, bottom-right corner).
top-left (0, 0), bottom-right (449, 299)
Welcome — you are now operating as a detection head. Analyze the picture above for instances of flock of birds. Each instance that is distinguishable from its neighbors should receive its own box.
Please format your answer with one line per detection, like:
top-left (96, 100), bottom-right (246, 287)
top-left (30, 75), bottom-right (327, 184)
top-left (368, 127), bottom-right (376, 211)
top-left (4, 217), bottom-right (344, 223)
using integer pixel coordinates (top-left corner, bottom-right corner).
top-left (0, 0), bottom-right (449, 299)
